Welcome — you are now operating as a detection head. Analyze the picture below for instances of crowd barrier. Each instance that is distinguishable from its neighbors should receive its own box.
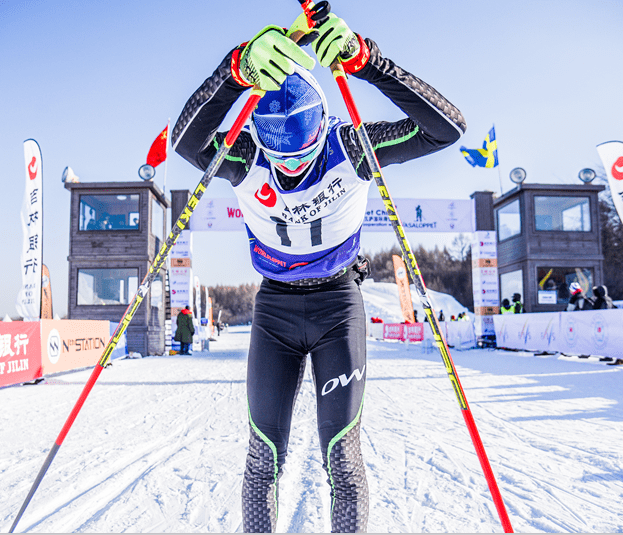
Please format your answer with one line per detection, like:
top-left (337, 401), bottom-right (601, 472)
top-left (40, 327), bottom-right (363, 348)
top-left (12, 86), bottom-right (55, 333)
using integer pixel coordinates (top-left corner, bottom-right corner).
top-left (370, 320), bottom-right (477, 350)
top-left (493, 309), bottom-right (623, 357)
top-left (0, 319), bottom-right (124, 388)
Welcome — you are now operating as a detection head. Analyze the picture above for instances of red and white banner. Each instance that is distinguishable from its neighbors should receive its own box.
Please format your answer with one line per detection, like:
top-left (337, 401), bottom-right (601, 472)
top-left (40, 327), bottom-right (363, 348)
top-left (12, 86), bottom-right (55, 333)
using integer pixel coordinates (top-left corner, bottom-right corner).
top-left (0, 322), bottom-right (42, 387)
top-left (383, 323), bottom-right (404, 340)
top-left (597, 141), bottom-right (623, 223)
top-left (404, 323), bottom-right (424, 342)
top-left (16, 140), bottom-right (43, 320)
top-left (382, 323), bottom-right (424, 342)
top-left (0, 320), bottom-right (112, 387)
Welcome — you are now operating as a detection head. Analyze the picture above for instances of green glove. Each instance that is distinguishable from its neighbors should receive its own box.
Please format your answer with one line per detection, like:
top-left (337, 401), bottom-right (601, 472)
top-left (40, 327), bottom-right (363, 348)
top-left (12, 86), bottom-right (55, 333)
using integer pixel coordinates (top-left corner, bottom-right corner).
top-left (239, 25), bottom-right (315, 91)
top-left (312, 13), bottom-right (360, 68)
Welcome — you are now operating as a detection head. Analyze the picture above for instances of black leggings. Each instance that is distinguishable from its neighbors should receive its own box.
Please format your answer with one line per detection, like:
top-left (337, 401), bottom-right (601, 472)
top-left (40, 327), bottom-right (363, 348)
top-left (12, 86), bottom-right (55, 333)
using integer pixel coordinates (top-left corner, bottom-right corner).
top-left (242, 276), bottom-right (369, 533)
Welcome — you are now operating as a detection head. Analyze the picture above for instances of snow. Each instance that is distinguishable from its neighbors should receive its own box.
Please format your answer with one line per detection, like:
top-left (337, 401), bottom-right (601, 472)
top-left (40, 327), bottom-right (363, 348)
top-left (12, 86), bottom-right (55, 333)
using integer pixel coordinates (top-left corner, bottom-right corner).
top-left (360, 279), bottom-right (472, 323)
top-left (1, 282), bottom-right (623, 533)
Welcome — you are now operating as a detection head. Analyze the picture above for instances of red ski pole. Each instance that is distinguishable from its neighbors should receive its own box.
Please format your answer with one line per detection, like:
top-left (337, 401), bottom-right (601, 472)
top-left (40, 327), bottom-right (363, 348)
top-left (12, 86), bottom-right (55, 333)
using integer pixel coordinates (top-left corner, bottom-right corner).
top-left (332, 59), bottom-right (514, 535)
top-left (8, 88), bottom-right (264, 534)
top-left (296, 2), bottom-right (514, 532)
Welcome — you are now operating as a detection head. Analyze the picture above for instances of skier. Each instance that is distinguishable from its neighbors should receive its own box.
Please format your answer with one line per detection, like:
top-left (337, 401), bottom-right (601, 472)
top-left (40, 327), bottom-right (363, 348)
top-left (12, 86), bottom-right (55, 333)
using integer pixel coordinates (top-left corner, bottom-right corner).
top-left (172, 10), bottom-right (465, 533)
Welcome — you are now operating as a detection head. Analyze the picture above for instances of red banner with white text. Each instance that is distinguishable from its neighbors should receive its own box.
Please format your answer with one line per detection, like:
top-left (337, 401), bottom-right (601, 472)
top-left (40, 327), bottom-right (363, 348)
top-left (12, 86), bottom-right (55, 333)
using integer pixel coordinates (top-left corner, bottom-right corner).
top-left (382, 323), bottom-right (424, 342)
top-left (0, 322), bottom-right (42, 387)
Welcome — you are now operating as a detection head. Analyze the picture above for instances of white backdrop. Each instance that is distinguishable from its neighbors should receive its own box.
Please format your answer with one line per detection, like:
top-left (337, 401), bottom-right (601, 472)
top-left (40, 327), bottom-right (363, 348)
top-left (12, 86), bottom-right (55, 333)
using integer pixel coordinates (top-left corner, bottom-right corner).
top-left (190, 198), bottom-right (474, 233)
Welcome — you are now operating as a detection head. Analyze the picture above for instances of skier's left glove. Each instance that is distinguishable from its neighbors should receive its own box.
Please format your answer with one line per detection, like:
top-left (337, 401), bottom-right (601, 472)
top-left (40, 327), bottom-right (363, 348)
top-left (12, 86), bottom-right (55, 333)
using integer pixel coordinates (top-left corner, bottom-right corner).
top-left (312, 13), bottom-right (368, 71)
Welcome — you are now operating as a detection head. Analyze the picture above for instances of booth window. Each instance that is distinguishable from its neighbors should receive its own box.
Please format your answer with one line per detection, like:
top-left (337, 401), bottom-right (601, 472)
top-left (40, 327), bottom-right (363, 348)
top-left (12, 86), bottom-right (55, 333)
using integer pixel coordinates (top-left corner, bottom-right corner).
top-left (534, 196), bottom-right (591, 232)
top-left (78, 268), bottom-right (139, 305)
top-left (500, 269), bottom-right (523, 305)
top-left (496, 199), bottom-right (521, 241)
top-left (536, 266), bottom-right (594, 305)
top-left (151, 198), bottom-right (164, 246)
top-left (79, 194), bottom-right (140, 231)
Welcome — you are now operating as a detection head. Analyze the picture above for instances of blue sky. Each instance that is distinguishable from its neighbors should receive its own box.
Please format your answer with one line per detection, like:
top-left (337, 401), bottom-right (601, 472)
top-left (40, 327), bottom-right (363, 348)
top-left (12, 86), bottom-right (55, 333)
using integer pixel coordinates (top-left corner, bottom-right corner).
top-left (1, 0), bottom-right (622, 318)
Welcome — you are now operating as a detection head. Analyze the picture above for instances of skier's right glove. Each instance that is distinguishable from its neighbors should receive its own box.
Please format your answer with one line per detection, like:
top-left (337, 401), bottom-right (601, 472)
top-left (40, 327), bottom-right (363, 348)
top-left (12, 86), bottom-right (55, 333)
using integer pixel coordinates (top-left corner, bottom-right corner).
top-left (234, 25), bottom-right (315, 91)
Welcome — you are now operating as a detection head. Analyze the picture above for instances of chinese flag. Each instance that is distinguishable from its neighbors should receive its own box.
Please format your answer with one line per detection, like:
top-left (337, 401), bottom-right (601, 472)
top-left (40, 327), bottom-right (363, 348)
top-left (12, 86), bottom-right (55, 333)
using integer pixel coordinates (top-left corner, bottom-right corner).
top-left (146, 125), bottom-right (168, 167)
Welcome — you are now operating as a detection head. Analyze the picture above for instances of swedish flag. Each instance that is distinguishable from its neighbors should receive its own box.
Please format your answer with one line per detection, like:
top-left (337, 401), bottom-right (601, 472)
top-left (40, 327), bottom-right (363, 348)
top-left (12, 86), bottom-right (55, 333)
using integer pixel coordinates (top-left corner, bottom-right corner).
top-left (460, 126), bottom-right (498, 168)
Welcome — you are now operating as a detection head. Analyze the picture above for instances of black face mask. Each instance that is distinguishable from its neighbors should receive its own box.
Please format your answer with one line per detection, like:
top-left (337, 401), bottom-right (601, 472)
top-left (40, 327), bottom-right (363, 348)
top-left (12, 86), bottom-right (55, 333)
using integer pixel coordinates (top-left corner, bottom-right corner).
top-left (274, 167), bottom-right (305, 191)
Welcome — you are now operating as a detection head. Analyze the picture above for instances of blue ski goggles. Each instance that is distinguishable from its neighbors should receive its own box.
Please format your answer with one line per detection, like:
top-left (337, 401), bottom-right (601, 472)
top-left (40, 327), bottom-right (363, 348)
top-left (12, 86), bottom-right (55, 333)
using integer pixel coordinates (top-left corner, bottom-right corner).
top-left (263, 144), bottom-right (322, 172)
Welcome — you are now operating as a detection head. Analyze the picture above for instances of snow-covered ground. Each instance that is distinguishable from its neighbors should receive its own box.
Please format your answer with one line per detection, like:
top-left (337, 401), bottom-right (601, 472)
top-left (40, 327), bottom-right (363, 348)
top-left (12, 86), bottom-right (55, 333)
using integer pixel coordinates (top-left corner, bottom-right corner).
top-left (2, 283), bottom-right (623, 533)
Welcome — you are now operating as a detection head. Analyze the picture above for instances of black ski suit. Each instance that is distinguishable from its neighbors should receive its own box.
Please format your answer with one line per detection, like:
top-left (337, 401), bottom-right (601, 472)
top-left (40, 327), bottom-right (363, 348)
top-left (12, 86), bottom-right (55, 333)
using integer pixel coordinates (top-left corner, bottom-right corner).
top-left (172, 35), bottom-right (465, 533)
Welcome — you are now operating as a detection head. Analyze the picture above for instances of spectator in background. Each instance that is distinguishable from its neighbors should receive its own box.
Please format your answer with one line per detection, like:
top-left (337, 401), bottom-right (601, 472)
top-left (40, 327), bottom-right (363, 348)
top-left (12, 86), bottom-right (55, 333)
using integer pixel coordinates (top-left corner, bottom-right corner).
top-left (512, 293), bottom-right (523, 314)
top-left (501, 298), bottom-right (514, 314)
top-left (438, 310), bottom-right (445, 322)
top-left (450, 315), bottom-right (456, 321)
top-left (175, 305), bottom-right (195, 354)
top-left (87, 213), bottom-right (111, 231)
top-left (592, 285), bottom-right (616, 309)
top-left (413, 310), bottom-right (418, 323)
top-left (567, 282), bottom-right (593, 311)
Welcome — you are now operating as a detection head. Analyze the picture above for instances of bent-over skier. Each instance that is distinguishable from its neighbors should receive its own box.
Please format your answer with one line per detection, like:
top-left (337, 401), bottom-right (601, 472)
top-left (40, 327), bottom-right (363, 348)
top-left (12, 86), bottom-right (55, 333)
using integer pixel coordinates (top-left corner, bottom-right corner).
top-left (172, 10), bottom-right (465, 533)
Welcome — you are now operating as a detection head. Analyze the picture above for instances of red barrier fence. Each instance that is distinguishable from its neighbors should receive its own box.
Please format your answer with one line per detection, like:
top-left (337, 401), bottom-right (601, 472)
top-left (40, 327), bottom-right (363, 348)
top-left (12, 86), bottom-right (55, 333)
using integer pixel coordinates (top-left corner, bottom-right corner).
top-left (382, 323), bottom-right (424, 342)
top-left (0, 320), bottom-right (110, 388)
top-left (0, 322), bottom-right (41, 387)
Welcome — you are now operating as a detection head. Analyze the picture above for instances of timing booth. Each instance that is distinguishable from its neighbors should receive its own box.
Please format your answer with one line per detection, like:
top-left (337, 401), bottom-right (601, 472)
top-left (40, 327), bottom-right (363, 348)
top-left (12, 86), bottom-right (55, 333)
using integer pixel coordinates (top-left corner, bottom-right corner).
top-left (64, 181), bottom-right (170, 355)
top-left (493, 183), bottom-right (605, 313)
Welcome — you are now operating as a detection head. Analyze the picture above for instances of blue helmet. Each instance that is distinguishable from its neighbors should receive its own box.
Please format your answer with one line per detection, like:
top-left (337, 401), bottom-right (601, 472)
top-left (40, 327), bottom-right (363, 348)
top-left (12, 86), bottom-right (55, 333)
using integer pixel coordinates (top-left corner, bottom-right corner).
top-left (250, 65), bottom-right (328, 160)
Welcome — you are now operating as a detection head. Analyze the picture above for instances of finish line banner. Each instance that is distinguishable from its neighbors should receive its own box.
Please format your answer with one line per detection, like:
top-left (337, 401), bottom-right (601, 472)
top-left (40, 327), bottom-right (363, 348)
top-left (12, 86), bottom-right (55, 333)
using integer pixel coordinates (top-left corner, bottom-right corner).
top-left (190, 198), bottom-right (474, 233)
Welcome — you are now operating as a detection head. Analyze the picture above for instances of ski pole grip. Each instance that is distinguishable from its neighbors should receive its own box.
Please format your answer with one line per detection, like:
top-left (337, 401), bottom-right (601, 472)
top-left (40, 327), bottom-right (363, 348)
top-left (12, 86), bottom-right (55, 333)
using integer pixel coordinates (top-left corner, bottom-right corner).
top-left (292, 0), bottom-right (330, 40)
top-left (287, 3), bottom-right (329, 46)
